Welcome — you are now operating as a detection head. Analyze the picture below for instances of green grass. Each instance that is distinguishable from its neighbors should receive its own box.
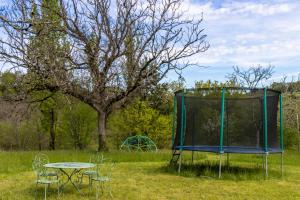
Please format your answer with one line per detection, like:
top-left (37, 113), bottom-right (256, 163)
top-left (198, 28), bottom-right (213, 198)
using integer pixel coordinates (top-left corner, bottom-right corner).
top-left (0, 150), bottom-right (300, 199)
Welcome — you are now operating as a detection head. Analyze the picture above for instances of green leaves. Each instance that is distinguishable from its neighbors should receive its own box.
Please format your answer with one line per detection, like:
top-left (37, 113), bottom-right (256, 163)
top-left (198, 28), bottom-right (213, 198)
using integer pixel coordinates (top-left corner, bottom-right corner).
top-left (59, 101), bottom-right (97, 150)
top-left (0, 71), bottom-right (24, 99)
top-left (108, 99), bottom-right (171, 148)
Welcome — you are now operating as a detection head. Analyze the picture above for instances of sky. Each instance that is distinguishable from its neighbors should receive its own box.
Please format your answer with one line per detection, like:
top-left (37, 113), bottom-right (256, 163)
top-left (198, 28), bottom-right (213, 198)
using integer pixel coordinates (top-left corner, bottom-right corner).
top-left (0, 0), bottom-right (299, 87)
top-left (165, 0), bottom-right (300, 86)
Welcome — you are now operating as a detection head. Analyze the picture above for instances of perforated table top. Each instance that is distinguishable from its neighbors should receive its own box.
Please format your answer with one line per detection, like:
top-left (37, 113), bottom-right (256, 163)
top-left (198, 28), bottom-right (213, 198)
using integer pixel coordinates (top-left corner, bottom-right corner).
top-left (44, 162), bottom-right (95, 169)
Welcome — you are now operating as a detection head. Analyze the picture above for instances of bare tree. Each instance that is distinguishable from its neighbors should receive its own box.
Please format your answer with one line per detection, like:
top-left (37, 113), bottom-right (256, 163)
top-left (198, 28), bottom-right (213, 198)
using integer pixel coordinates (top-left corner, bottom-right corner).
top-left (0, 0), bottom-right (209, 150)
top-left (227, 65), bottom-right (275, 88)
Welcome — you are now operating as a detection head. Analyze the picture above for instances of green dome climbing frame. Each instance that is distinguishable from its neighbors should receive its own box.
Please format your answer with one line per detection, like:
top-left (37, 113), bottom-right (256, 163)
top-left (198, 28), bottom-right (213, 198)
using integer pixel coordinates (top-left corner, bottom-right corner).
top-left (120, 135), bottom-right (157, 152)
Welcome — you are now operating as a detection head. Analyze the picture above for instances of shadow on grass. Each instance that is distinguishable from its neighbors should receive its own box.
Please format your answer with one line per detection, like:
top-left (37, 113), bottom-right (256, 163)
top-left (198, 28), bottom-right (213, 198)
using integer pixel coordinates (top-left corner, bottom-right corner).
top-left (22, 183), bottom-right (93, 200)
top-left (157, 161), bottom-right (282, 181)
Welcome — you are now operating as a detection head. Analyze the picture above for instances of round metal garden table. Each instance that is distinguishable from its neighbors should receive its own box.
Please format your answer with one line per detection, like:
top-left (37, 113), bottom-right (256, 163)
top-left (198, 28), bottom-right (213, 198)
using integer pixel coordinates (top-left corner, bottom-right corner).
top-left (44, 162), bottom-right (95, 193)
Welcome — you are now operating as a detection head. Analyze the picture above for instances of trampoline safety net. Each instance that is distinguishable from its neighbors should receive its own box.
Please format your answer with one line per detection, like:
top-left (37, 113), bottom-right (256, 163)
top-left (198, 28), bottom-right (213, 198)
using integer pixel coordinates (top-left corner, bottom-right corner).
top-left (172, 88), bottom-right (283, 154)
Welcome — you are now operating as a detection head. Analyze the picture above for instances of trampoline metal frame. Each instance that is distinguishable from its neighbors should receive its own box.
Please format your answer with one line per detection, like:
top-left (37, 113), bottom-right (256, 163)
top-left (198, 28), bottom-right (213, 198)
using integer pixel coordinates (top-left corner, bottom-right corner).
top-left (172, 87), bottom-right (284, 178)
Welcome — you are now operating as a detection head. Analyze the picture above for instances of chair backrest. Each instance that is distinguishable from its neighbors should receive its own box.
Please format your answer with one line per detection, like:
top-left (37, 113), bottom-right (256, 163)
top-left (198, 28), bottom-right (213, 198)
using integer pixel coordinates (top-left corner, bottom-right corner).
top-left (89, 153), bottom-right (104, 164)
top-left (32, 153), bottom-right (49, 178)
top-left (96, 159), bottom-right (115, 179)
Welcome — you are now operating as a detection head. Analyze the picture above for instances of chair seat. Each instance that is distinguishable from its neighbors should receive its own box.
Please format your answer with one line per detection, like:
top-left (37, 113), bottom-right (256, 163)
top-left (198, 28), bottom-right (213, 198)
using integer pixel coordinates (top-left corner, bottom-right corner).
top-left (37, 179), bottom-right (59, 184)
top-left (40, 172), bottom-right (58, 177)
top-left (92, 176), bottom-right (110, 182)
top-left (83, 170), bottom-right (97, 176)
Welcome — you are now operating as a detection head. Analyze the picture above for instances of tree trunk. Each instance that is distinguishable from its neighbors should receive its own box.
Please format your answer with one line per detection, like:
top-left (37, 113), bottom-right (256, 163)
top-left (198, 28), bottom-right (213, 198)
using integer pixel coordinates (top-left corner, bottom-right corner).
top-left (36, 123), bottom-right (42, 151)
top-left (49, 108), bottom-right (55, 150)
top-left (38, 132), bottom-right (42, 151)
top-left (98, 111), bottom-right (107, 151)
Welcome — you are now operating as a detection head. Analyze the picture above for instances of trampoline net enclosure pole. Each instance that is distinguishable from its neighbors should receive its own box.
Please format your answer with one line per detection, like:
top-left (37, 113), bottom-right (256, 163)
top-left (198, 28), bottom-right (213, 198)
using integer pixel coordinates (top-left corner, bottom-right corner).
top-left (178, 94), bottom-right (185, 173)
top-left (263, 88), bottom-right (268, 178)
top-left (219, 88), bottom-right (225, 178)
top-left (220, 88), bottom-right (225, 153)
top-left (280, 94), bottom-right (284, 151)
top-left (172, 95), bottom-right (177, 148)
top-left (263, 88), bottom-right (268, 153)
top-left (180, 95), bottom-right (185, 148)
top-left (280, 93), bottom-right (284, 177)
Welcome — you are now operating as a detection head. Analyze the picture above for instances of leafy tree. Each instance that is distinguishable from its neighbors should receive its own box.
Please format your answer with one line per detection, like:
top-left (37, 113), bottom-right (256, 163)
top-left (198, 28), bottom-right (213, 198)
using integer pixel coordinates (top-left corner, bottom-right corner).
top-left (145, 81), bottom-right (184, 115)
top-left (195, 79), bottom-right (238, 89)
top-left (0, 0), bottom-right (209, 150)
top-left (27, 0), bottom-right (69, 150)
top-left (59, 101), bottom-right (97, 150)
top-left (272, 78), bottom-right (300, 150)
top-left (108, 99), bottom-right (171, 148)
top-left (0, 71), bottom-right (25, 100)
top-left (271, 78), bottom-right (300, 93)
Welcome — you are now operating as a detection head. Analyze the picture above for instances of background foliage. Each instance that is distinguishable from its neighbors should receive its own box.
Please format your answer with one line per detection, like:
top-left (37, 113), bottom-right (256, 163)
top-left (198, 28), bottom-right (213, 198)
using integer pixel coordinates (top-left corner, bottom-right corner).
top-left (108, 99), bottom-right (172, 149)
top-left (0, 71), bottom-right (299, 151)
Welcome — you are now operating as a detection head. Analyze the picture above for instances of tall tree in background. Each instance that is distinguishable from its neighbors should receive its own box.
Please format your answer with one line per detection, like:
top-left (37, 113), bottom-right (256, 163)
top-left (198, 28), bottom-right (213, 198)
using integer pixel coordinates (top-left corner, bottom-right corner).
top-left (227, 65), bottom-right (275, 88)
top-left (0, 0), bottom-right (209, 150)
top-left (27, 0), bottom-right (67, 150)
top-left (38, 94), bottom-right (59, 150)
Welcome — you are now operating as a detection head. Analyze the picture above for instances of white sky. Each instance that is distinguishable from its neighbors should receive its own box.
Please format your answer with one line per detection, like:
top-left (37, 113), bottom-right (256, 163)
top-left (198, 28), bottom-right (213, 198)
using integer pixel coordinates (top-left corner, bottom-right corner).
top-left (165, 0), bottom-right (300, 86)
top-left (0, 0), bottom-right (299, 86)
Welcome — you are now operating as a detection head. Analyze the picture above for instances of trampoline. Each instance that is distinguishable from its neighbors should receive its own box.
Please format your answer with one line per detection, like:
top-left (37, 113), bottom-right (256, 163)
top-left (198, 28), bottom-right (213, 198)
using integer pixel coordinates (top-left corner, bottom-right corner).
top-left (171, 87), bottom-right (284, 178)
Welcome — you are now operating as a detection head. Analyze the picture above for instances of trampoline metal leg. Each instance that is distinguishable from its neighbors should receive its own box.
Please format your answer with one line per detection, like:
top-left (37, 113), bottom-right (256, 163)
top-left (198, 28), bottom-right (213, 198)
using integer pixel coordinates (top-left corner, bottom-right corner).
top-left (262, 154), bottom-right (265, 170)
top-left (191, 151), bottom-right (194, 163)
top-left (178, 150), bottom-right (182, 173)
top-left (218, 154), bottom-right (222, 179)
top-left (281, 152), bottom-right (283, 177)
top-left (226, 153), bottom-right (229, 167)
top-left (265, 153), bottom-right (268, 178)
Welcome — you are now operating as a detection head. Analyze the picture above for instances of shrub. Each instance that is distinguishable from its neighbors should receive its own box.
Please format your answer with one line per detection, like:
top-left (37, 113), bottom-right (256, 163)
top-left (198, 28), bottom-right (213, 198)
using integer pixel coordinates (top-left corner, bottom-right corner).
top-left (284, 127), bottom-right (299, 149)
top-left (108, 100), bottom-right (172, 149)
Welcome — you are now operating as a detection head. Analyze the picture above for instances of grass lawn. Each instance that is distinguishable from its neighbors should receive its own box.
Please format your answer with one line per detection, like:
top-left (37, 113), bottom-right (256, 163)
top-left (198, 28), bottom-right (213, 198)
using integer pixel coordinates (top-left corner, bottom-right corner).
top-left (0, 150), bottom-right (299, 199)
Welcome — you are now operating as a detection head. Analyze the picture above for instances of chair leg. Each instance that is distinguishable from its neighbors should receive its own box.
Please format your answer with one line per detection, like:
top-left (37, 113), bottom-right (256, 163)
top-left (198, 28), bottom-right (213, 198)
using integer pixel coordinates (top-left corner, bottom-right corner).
top-left (101, 182), bottom-right (104, 194)
top-left (77, 173), bottom-right (83, 186)
top-left (35, 183), bottom-right (38, 200)
top-left (57, 181), bottom-right (60, 197)
top-left (107, 182), bottom-right (113, 199)
top-left (44, 184), bottom-right (47, 200)
top-left (96, 181), bottom-right (100, 199)
top-left (89, 176), bottom-right (92, 193)
top-left (89, 179), bottom-right (93, 193)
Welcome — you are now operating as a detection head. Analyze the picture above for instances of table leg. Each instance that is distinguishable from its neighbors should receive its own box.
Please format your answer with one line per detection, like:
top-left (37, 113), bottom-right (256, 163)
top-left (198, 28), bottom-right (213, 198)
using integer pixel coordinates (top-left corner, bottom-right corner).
top-left (59, 168), bottom-right (83, 193)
